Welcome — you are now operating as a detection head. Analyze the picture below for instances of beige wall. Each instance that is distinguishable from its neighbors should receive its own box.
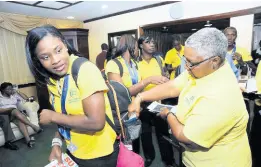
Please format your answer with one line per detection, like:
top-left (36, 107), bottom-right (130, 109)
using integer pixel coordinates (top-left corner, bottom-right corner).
top-left (84, 1), bottom-right (261, 62)
top-left (230, 14), bottom-right (254, 52)
top-left (19, 86), bottom-right (38, 101)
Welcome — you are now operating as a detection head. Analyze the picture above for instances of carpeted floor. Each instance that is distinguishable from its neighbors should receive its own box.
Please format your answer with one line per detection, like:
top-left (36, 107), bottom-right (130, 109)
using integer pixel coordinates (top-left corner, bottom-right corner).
top-left (0, 124), bottom-right (181, 167)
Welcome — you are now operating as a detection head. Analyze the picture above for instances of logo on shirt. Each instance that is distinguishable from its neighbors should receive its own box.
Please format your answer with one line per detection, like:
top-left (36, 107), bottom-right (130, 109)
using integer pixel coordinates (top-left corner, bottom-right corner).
top-left (68, 89), bottom-right (80, 104)
top-left (184, 95), bottom-right (195, 106)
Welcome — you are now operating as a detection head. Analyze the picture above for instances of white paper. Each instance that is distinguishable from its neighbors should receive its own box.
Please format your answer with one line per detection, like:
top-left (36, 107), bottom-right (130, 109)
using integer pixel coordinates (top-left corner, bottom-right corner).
top-left (45, 153), bottom-right (78, 167)
top-left (246, 78), bottom-right (257, 93)
top-left (147, 101), bottom-right (177, 114)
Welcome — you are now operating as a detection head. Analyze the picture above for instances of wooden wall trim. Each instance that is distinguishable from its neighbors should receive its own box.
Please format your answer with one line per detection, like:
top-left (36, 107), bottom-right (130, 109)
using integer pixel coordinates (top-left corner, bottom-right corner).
top-left (18, 83), bottom-right (36, 89)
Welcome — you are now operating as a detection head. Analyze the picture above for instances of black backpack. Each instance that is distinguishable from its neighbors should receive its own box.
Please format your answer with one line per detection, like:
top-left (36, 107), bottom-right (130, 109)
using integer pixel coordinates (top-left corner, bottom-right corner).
top-left (71, 57), bottom-right (131, 134)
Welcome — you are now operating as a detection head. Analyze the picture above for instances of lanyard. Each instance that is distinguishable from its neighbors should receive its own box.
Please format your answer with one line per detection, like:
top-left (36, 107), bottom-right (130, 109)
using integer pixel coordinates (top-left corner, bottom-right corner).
top-left (51, 75), bottom-right (71, 140)
top-left (231, 44), bottom-right (236, 56)
top-left (124, 59), bottom-right (139, 85)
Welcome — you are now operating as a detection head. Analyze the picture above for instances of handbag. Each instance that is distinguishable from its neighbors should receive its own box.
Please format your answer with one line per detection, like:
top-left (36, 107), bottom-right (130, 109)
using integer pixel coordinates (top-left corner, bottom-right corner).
top-left (106, 83), bottom-right (144, 167)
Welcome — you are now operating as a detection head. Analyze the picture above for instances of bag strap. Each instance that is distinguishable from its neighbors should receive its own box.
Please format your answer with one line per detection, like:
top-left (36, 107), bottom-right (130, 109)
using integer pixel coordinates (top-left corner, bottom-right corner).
top-left (106, 82), bottom-right (126, 139)
top-left (154, 56), bottom-right (164, 76)
top-left (105, 114), bottom-right (117, 133)
top-left (112, 59), bottom-right (124, 77)
top-left (71, 57), bottom-right (120, 137)
top-left (71, 57), bottom-right (88, 87)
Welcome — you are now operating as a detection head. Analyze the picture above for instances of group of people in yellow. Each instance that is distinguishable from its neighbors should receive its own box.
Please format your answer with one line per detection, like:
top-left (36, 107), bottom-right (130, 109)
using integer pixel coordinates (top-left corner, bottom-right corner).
top-left (24, 24), bottom-right (253, 167)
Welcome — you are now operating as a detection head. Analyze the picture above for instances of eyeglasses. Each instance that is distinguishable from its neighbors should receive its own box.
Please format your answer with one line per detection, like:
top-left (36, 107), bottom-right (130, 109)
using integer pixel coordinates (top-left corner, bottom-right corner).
top-left (184, 56), bottom-right (217, 69)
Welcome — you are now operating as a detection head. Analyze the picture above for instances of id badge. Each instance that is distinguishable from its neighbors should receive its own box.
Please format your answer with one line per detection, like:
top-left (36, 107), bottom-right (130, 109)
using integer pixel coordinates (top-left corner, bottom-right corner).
top-left (67, 142), bottom-right (78, 153)
top-left (124, 144), bottom-right (133, 151)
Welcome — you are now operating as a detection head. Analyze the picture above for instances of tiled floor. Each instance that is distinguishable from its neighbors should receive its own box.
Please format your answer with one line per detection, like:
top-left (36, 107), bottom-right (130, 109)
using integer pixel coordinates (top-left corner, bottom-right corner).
top-left (0, 124), bottom-right (181, 167)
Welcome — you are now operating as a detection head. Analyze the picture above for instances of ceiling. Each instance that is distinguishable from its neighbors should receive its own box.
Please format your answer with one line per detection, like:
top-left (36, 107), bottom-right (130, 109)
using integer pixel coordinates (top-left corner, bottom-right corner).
top-left (0, 1), bottom-right (168, 22)
top-left (144, 18), bottom-right (230, 34)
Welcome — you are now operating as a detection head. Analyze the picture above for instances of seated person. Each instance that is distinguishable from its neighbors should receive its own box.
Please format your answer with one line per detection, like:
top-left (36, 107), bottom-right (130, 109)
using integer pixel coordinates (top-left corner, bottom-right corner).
top-left (0, 82), bottom-right (42, 148)
top-left (0, 115), bottom-right (19, 150)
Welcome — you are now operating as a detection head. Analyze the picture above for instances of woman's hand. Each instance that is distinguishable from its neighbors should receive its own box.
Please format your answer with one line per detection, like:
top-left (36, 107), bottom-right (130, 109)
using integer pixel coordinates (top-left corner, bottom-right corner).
top-left (40, 109), bottom-right (56, 125)
top-left (128, 96), bottom-right (142, 117)
top-left (233, 52), bottom-right (242, 61)
top-left (49, 145), bottom-right (63, 165)
top-left (148, 76), bottom-right (169, 85)
top-left (158, 107), bottom-right (170, 119)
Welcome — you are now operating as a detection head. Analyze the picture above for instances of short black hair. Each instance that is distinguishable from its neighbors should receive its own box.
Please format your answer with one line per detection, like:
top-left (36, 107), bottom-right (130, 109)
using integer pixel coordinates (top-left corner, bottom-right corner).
top-left (224, 27), bottom-right (237, 36)
top-left (115, 34), bottom-right (136, 59)
top-left (25, 25), bottom-right (82, 86)
top-left (172, 35), bottom-right (181, 43)
top-left (0, 82), bottom-right (13, 92)
top-left (101, 43), bottom-right (108, 50)
top-left (138, 35), bottom-right (154, 51)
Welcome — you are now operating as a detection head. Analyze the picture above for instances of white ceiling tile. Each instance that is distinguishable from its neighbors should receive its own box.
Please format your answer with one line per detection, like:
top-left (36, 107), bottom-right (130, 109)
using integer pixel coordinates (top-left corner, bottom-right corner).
top-left (19, 1), bottom-right (38, 5)
top-left (0, 1), bottom-right (164, 21)
top-left (38, 1), bottom-right (68, 9)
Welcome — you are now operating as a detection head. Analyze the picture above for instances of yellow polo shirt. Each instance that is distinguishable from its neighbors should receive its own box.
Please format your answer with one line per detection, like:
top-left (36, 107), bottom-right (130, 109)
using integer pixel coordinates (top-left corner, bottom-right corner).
top-left (105, 57), bottom-right (141, 88)
top-left (48, 55), bottom-right (116, 160)
top-left (256, 61), bottom-right (261, 93)
top-left (138, 57), bottom-right (164, 91)
top-left (174, 63), bottom-right (252, 167)
top-left (165, 45), bottom-right (185, 79)
top-left (228, 46), bottom-right (252, 65)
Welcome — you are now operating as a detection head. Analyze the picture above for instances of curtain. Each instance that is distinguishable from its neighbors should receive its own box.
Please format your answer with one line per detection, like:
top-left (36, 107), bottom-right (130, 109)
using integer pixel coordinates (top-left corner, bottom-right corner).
top-left (144, 30), bottom-right (193, 57)
top-left (0, 12), bottom-right (84, 85)
top-left (253, 25), bottom-right (261, 51)
top-left (0, 12), bottom-right (83, 35)
top-left (144, 30), bottom-right (173, 57)
top-left (0, 27), bottom-right (33, 84)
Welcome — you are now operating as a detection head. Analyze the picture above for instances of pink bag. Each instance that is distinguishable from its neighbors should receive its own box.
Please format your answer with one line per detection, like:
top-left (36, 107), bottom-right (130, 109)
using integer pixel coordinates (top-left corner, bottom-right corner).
top-left (107, 84), bottom-right (144, 167)
top-left (116, 141), bottom-right (144, 167)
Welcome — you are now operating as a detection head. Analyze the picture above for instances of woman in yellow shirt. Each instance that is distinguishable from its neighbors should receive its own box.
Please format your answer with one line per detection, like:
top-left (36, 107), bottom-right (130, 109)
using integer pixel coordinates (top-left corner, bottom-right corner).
top-left (129, 28), bottom-right (251, 167)
top-left (25, 25), bottom-right (118, 167)
top-left (105, 34), bottom-right (168, 153)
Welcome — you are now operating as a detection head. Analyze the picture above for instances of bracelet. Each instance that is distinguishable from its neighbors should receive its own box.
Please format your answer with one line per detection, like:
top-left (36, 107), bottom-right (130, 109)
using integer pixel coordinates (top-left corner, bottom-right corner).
top-left (137, 93), bottom-right (143, 103)
top-left (166, 112), bottom-right (175, 119)
top-left (51, 138), bottom-right (62, 147)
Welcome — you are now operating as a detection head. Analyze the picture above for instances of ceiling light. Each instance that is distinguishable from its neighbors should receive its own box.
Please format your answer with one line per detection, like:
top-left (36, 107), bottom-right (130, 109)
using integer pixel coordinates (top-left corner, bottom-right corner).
top-left (204, 20), bottom-right (212, 27)
top-left (191, 28), bottom-right (197, 31)
top-left (101, 4), bottom-right (108, 9)
top-left (67, 16), bottom-right (74, 19)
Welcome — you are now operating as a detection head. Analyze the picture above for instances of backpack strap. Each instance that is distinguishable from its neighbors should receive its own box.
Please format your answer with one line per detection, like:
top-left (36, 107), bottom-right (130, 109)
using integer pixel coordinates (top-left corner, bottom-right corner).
top-left (105, 114), bottom-right (118, 134)
top-left (112, 59), bottom-right (124, 77)
top-left (71, 57), bottom-right (88, 87)
top-left (154, 56), bottom-right (164, 76)
top-left (71, 57), bottom-right (121, 137)
top-left (107, 82), bottom-right (126, 139)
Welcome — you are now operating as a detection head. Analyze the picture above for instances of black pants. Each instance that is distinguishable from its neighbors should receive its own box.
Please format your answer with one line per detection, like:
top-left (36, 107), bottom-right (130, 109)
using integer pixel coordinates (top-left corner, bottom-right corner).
top-left (132, 137), bottom-right (140, 154)
top-left (249, 104), bottom-right (261, 167)
top-left (0, 115), bottom-right (15, 142)
top-left (139, 102), bottom-right (174, 165)
top-left (67, 141), bottom-right (119, 167)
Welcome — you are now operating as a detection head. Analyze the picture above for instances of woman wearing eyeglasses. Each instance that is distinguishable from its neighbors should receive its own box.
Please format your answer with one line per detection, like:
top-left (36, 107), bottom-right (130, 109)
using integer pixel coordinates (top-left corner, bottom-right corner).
top-left (129, 28), bottom-right (251, 167)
